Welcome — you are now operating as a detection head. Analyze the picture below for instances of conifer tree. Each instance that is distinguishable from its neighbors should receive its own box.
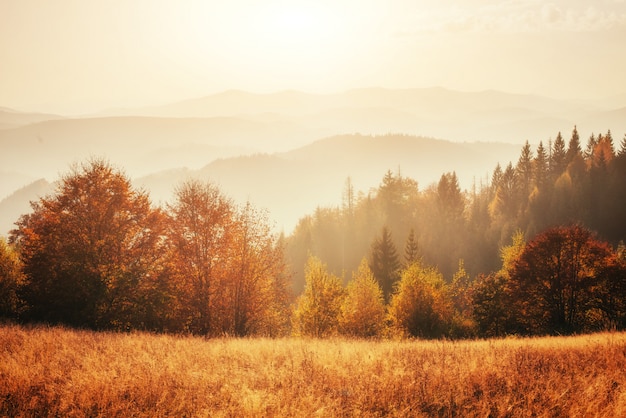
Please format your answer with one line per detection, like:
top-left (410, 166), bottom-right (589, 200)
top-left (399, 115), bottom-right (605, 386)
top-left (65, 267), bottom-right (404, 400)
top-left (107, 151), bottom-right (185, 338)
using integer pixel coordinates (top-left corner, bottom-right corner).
top-left (566, 125), bottom-right (582, 163)
top-left (533, 141), bottom-right (548, 190)
top-left (550, 132), bottom-right (567, 178)
top-left (404, 228), bottom-right (419, 266)
top-left (515, 140), bottom-right (533, 199)
top-left (369, 226), bottom-right (400, 302)
top-left (619, 134), bottom-right (626, 157)
top-left (584, 134), bottom-right (597, 161)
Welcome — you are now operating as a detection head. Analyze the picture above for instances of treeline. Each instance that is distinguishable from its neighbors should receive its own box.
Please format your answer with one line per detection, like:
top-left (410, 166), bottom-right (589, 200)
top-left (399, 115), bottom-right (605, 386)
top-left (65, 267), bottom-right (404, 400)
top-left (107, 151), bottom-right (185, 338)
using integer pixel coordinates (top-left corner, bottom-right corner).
top-left (286, 127), bottom-right (626, 290)
top-left (0, 160), bottom-right (290, 336)
top-left (1, 126), bottom-right (626, 338)
top-left (291, 224), bottom-right (626, 339)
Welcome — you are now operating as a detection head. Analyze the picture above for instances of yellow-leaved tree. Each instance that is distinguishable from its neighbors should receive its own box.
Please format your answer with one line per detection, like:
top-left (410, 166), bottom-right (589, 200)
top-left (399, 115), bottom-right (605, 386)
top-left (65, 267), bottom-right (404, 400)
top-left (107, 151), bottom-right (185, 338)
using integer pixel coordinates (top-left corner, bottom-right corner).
top-left (292, 256), bottom-right (344, 337)
top-left (339, 258), bottom-right (386, 338)
top-left (388, 261), bottom-right (453, 339)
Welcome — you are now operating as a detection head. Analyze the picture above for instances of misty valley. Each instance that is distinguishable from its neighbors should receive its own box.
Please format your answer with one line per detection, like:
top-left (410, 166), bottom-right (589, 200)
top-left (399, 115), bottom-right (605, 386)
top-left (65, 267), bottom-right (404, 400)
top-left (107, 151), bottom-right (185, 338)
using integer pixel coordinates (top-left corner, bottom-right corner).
top-left (2, 88), bottom-right (626, 340)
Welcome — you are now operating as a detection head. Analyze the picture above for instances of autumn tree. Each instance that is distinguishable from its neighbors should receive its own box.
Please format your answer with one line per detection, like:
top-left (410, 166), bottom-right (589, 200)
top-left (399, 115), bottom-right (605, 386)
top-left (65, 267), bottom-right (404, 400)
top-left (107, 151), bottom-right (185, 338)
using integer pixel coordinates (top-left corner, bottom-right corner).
top-left (292, 256), bottom-right (344, 337)
top-left (387, 262), bottom-right (453, 339)
top-left (0, 238), bottom-right (25, 319)
top-left (339, 258), bottom-right (386, 338)
top-left (369, 226), bottom-right (400, 302)
top-left (10, 159), bottom-right (169, 329)
top-left (508, 225), bottom-right (617, 335)
top-left (499, 229), bottom-right (526, 277)
top-left (227, 203), bottom-right (291, 336)
top-left (167, 179), bottom-right (236, 335)
top-left (449, 260), bottom-right (476, 337)
top-left (471, 273), bottom-right (511, 337)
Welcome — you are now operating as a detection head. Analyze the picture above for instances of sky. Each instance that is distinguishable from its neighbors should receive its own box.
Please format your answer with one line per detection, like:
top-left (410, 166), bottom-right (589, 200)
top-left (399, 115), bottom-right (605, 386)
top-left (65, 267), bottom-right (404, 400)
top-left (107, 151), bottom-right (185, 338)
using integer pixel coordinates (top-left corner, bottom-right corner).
top-left (2, 0), bottom-right (626, 114)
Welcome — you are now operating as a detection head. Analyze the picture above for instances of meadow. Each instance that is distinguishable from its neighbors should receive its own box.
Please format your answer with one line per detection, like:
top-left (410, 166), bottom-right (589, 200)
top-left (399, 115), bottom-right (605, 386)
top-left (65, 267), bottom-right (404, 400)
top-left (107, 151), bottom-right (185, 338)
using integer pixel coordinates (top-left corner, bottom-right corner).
top-left (1, 325), bottom-right (626, 417)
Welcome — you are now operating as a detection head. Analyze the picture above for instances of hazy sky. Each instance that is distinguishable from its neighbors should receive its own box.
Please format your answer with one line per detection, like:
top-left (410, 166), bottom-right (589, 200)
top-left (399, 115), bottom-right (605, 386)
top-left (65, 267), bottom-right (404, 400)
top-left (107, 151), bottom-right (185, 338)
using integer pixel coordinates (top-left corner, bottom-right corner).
top-left (2, 0), bottom-right (626, 113)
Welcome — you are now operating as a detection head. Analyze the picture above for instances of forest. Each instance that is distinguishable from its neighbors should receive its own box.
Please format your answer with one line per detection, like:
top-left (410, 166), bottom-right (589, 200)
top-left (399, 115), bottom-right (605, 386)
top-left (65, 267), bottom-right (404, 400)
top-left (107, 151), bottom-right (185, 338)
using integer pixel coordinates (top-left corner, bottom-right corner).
top-left (1, 126), bottom-right (626, 339)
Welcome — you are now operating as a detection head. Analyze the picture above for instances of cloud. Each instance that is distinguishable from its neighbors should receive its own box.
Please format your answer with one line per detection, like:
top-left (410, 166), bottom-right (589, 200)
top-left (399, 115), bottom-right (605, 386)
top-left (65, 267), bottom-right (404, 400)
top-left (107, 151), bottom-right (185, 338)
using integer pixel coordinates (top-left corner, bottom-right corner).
top-left (394, 0), bottom-right (626, 35)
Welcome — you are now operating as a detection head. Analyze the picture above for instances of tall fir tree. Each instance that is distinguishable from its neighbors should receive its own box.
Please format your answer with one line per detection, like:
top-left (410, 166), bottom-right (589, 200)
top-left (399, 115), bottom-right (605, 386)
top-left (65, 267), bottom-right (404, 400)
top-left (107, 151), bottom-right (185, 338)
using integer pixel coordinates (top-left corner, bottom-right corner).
top-left (566, 125), bottom-right (582, 163)
top-left (369, 226), bottom-right (401, 302)
top-left (404, 228), bottom-right (419, 266)
top-left (550, 132), bottom-right (567, 178)
top-left (533, 141), bottom-right (548, 190)
top-left (515, 140), bottom-right (533, 199)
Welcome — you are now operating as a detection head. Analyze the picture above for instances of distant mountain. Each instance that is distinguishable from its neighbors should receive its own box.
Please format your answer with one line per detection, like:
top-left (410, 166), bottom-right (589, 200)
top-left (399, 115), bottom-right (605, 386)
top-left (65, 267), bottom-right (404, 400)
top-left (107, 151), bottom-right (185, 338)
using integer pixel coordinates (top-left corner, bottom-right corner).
top-left (3, 87), bottom-right (625, 235)
top-left (0, 106), bottom-right (64, 130)
top-left (0, 171), bottom-right (37, 201)
top-left (0, 116), bottom-right (282, 182)
top-left (97, 87), bottom-right (621, 144)
top-left (137, 134), bottom-right (523, 233)
top-left (0, 179), bottom-right (53, 237)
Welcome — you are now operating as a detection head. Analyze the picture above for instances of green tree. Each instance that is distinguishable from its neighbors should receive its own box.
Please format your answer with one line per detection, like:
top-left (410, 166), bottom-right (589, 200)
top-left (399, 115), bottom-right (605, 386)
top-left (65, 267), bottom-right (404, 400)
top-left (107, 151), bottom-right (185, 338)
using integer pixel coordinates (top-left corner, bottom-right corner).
top-left (10, 159), bottom-right (169, 329)
top-left (387, 262), bottom-right (452, 339)
top-left (293, 256), bottom-right (344, 337)
top-left (339, 258), bottom-right (386, 338)
top-left (369, 226), bottom-right (400, 302)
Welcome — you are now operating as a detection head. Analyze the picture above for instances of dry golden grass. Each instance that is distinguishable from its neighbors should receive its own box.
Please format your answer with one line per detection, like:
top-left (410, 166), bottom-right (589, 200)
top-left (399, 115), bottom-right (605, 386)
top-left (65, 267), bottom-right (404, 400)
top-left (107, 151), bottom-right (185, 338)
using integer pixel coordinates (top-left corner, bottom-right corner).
top-left (1, 325), bottom-right (626, 417)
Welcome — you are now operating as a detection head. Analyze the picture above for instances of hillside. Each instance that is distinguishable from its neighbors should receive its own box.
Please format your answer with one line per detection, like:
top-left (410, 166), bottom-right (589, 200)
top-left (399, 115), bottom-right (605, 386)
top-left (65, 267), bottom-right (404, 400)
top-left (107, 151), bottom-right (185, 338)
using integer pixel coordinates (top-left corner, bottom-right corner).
top-left (3, 87), bottom-right (625, 235)
top-left (0, 179), bottom-right (53, 235)
top-left (0, 106), bottom-right (64, 130)
top-left (103, 87), bottom-right (625, 144)
top-left (0, 116), bottom-right (275, 181)
top-left (136, 134), bottom-right (521, 233)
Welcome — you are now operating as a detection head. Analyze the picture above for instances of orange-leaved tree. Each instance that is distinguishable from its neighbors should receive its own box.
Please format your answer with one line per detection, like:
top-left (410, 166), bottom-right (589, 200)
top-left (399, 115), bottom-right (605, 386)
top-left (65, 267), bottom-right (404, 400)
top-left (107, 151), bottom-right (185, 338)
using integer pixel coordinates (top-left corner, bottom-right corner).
top-left (10, 159), bottom-right (170, 329)
top-left (508, 224), bottom-right (620, 335)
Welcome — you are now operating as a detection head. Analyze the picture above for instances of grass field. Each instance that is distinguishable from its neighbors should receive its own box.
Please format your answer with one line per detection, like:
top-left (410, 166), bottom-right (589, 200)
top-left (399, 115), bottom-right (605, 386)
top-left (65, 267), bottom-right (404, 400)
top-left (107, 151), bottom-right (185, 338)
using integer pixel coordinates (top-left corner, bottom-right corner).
top-left (1, 325), bottom-right (626, 417)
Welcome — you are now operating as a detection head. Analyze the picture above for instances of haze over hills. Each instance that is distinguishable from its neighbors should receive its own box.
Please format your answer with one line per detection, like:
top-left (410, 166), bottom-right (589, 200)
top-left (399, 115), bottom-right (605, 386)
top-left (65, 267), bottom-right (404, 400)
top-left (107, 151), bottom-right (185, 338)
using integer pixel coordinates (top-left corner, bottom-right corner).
top-left (2, 87), bottom-right (626, 235)
top-left (0, 106), bottom-right (64, 130)
top-left (137, 134), bottom-right (523, 233)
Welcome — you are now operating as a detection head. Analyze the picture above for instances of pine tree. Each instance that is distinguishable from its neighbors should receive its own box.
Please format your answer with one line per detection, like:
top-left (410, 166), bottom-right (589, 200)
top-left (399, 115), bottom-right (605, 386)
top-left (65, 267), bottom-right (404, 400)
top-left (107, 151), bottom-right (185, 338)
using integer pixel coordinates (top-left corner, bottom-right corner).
top-left (566, 125), bottom-right (582, 163)
top-left (533, 141), bottom-right (548, 190)
top-left (584, 134), bottom-right (597, 161)
top-left (404, 228), bottom-right (419, 266)
top-left (550, 132), bottom-right (567, 178)
top-left (619, 134), bottom-right (626, 157)
top-left (515, 141), bottom-right (533, 199)
top-left (369, 226), bottom-right (401, 302)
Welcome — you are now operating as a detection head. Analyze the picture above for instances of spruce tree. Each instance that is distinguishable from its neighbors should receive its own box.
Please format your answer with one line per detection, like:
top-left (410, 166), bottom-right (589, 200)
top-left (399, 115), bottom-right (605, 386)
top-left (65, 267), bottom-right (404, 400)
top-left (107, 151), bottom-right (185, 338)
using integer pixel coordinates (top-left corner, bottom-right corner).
top-left (369, 226), bottom-right (401, 302)
top-left (566, 125), bottom-right (582, 163)
top-left (404, 228), bottom-right (419, 266)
